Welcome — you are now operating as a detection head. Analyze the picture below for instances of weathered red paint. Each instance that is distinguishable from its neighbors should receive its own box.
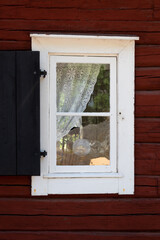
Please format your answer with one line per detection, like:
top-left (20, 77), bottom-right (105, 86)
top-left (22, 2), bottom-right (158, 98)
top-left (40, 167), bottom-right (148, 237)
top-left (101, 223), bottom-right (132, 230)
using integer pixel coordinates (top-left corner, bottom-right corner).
top-left (0, 0), bottom-right (160, 239)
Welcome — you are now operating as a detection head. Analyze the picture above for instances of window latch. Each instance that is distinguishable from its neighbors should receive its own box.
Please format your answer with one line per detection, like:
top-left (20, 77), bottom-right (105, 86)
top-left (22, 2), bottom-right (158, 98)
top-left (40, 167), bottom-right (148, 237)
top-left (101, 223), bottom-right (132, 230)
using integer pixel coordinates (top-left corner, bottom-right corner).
top-left (40, 150), bottom-right (47, 158)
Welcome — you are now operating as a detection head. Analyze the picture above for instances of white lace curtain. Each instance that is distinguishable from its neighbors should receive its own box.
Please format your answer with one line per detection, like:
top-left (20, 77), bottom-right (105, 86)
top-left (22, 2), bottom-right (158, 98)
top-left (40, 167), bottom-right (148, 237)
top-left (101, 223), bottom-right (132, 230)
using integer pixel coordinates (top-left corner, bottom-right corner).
top-left (56, 63), bottom-right (101, 141)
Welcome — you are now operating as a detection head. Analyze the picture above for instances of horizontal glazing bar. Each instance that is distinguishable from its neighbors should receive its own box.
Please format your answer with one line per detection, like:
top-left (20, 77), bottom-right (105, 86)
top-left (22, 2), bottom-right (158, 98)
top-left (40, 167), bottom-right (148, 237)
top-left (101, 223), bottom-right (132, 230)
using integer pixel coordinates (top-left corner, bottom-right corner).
top-left (56, 112), bottom-right (111, 116)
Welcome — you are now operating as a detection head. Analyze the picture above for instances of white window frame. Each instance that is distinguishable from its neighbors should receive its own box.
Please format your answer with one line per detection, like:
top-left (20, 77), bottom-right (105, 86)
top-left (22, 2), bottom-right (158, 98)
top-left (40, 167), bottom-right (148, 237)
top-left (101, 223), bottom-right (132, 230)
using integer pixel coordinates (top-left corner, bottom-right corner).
top-left (31, 34), bottom-right (139, 196)
top-left (50, 56), bottom-right (117, 173)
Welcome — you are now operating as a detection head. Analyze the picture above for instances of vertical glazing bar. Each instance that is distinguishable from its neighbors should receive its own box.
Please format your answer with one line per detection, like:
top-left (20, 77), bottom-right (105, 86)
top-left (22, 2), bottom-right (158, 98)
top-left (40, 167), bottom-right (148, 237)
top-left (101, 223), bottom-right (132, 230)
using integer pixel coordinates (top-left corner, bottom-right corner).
top-left (49, 56), bottom-right (57, 172)
top-left (109, 57), bottom-right (117, 172)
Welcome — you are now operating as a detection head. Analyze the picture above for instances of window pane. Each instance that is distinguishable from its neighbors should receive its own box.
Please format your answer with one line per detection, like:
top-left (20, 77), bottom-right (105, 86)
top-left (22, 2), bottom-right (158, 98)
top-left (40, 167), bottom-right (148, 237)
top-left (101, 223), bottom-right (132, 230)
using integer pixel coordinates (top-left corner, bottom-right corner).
top-left (56, 116), bottom-right (110, 166)
top-left (56, 63), bottom-right (110, 113)
top-left (85, 64), bottom-right (110, 112)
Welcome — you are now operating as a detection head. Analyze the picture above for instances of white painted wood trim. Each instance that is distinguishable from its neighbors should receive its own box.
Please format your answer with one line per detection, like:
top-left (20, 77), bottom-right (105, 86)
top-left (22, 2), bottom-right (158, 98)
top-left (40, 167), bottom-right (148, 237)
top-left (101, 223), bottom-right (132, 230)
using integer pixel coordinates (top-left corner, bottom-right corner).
top-left (30, 33), bottom-right (139, 41)
top-left (48, 178), bottom-right (119, 195)
top-left (31, 34), bottom-right (137, 196)
top-left (117, 41), bottom-right (135, 194)
top-left (44, 172), bottom-right (123, 178)
top-left (50, 55), bottom-right (116, 173)
top-left (56, 112), bottom-right (111, 116)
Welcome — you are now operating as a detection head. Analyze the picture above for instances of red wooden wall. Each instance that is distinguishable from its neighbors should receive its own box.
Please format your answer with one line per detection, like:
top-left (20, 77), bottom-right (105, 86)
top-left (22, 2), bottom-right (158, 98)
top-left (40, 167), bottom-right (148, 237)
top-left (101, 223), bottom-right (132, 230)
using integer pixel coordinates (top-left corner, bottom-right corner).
top-left (0, 0), bottom-right (160, 239)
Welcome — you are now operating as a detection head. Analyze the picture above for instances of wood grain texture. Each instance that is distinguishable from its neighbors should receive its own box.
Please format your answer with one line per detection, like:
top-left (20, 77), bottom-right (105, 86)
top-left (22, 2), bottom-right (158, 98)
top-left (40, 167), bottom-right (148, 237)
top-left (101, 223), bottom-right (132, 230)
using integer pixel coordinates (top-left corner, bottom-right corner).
top-left (0, 20), bottom-right (160, 32)
top-left (0, 231), bottom-right (160, 240)
top-left (0, 7), bottom-right (153, 21)
top-left (136, 91), bottom-right (160, 104)
top-left (0, 40), bottom-right (30, 50)
top-left (154, 0), bottom-right (160, 8)
top-left (136, 32), bottom-right (160, 45)
top-left (136, 67), bottom-right (160, 90)
top-left (0, 30), bottom-right (30, 41)
top-left (136, 160), bottom-right (160, 175)
top-left (136, 143), bottom-right (160, 160)
top-left (0, 176), bottom-right (30, 185)
top-left (1, 198), bottom-right (160, 215)
top-left (136, 46), bottom-right (160, 67)
top-left (135, 143), bottom-right (160, 175)
top-left (1, 214), bottom-right (160, 231)
top-left (136, 105), bottom-right (160, 117)
top-left (0, 0), bottom-right (29, 5)
top-left (0, 0), bottom-right (159, 239)
top-left (135, 118), bottom-right (160, 143)
top-left (0, 186), bottom-right (30, 197)
top-left (136, 91), bottom-right (160, 117)
top-left (28, 0), bottom-right (153, 9)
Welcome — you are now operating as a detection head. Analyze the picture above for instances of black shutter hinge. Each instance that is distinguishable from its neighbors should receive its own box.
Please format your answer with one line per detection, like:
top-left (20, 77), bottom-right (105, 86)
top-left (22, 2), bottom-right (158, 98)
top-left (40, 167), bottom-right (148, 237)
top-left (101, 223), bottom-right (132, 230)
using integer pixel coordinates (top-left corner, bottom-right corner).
top-left (34, 70), bottom-right (47, 78)
top-left (39, 70), bottom-right (47, 78)
top-left (40, 150), bottom-right (47, 158)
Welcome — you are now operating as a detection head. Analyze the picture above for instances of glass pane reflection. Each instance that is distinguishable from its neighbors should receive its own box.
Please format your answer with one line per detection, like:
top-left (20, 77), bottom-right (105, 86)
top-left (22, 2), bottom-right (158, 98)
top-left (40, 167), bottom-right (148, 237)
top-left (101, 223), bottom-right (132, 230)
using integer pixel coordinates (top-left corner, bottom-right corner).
top-left (56, 63), bottom-right (110, 113)
top-left (56, 117), bottom-right (110, 166)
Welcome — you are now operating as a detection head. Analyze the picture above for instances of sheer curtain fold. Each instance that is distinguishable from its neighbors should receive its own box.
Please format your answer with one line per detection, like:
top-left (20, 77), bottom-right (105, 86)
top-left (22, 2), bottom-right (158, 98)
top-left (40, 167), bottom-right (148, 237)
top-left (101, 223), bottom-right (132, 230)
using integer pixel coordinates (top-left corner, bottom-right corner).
top-left (56, 63), bottom-right (100, 141)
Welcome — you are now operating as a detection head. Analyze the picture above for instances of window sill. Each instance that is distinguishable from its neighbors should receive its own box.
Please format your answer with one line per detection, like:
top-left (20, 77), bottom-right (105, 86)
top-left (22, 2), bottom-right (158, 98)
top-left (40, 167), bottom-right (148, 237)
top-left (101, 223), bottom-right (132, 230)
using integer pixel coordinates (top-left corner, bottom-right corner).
top-left (43, 172), bottom-right (123, 179)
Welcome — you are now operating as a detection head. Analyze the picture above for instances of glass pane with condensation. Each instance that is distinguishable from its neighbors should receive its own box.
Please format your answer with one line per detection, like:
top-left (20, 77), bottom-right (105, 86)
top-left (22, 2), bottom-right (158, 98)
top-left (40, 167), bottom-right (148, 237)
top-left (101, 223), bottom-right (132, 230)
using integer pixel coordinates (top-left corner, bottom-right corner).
top-left (56, 63), bottom-right (110, 113)
top-left (56, 116), bottom-right (110, 166)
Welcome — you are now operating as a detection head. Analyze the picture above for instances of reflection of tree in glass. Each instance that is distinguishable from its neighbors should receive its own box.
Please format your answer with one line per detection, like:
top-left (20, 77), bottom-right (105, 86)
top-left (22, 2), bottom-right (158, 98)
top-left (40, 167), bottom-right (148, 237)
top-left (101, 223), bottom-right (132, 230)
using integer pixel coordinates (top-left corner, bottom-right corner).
top-left (56, 64), bottom-right (110, 165)
top-left (86, 65), bottom-right (110, 112)
top-left (84, 64), bottom-right (110, 125)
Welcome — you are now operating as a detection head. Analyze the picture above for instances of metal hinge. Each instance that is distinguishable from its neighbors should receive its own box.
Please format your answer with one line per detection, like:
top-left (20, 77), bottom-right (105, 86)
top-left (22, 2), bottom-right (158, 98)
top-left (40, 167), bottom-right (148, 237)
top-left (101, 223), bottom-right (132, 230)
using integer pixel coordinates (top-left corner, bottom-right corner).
top-left (39, 70), bottom-right (47, 78)
top-left (34, 69), bottom-right (47, 78)
top-left (40, 150), bottom-right (47, 157)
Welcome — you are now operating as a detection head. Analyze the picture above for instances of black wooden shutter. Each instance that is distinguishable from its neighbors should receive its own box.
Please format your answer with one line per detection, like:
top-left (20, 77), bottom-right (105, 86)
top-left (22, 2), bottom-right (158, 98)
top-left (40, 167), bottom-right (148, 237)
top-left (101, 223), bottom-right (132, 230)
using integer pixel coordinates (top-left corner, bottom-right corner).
top-left (0, 51), bottom-right (40, 175)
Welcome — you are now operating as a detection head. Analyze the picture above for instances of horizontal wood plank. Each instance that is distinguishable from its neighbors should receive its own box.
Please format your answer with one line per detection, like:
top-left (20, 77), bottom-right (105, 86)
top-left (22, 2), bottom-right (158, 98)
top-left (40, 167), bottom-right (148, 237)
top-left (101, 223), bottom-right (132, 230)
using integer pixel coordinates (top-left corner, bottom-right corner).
top-left (154, 0), bottom-right (160, 8)
top-left (1, 198), bottom-right (160, 215)
top-left (135, 118), bottom-right (160, 143)
top-left (28, 0), bottom-right (153, 9)
top-left (135, 186), bottom-right (158, 197)
top-left (0, 186), bottom-right (30, 197)
top-left (135, 143), bottom-right (160, 175)
top-left (136, 91), bottom-right (160, 117)
top-left (0, 231), bottom-right (160, 240)
top-left (135, 176), bottom-right (158, 186)
top-left (0, 0), bottom-right (29, 5)
top-left (153, 10), bottom-right (160, 19)
top-left (136, 143), bottom-right (160, 160)
top-left (0, 20), bottom-right (160, 32)
top-left (0, 178), bottom-right (158, 198)
top-left (136, 32), bottom-right (160, 45)
top-left (0, 40), bottom-right (30, 50)
top-left (0, 7), bottom-right (153, 21)
top-left (0, 176), bottom-right (30, 185)
top-left (1, 214), bottom-right (160, 230)
top-left (0, 30), bottom-right (30, 41)
top-left (136, 68), bottom-right (160, 90)
top-left (136, 45), bottom-right (160, 67)
top-left (136, 105), bottom-right (160, 117)
top-left (136, 160), bottom-right (160, 175)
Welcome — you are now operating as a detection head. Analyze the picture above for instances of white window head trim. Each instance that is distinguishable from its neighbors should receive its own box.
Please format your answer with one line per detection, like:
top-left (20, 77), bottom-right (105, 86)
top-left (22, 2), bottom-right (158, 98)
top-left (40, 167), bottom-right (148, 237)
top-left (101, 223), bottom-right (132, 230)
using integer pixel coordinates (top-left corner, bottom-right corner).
top-left (31, 34), bottom-right (139, 196)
